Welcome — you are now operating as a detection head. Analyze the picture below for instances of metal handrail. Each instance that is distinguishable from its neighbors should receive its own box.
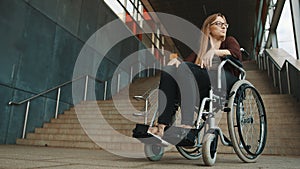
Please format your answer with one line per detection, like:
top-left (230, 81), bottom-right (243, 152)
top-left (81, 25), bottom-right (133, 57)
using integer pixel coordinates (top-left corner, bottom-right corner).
top-left (133, 88), bottom-right (152, 101)
top-left (263, 49), bottom-right (300, 98)
top-left (8, 75), bottom-right (92, 105)
top-left (133, 83), bottom-right (159, 124)
top-left (9, 62), bottom-right (160, 139)
top-left (8, 75), bottom-right (107, 139)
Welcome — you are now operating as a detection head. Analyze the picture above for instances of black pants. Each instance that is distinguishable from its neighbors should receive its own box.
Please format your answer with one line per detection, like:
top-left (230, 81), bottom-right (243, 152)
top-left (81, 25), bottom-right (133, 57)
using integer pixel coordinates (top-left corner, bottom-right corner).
top-left (157, 62), bottom-right (238, 126)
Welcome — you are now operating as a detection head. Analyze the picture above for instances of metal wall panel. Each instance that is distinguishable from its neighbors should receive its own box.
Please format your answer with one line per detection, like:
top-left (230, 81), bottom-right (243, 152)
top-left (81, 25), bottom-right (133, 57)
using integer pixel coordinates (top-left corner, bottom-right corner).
top-left (0, 0), bottom-right (27, 86)
top-left (25, 0), bottom-right (59, 22)
top-left (15, 7), bottom-right (56, 93)
top-left (56, 0), bottom-right (83, 36)
top-left (0, 0), bottom-right (148, 144)
top-left (78, 0), bottom-right (100, 41)
top-left (0, 86), bottom-right (14, 143)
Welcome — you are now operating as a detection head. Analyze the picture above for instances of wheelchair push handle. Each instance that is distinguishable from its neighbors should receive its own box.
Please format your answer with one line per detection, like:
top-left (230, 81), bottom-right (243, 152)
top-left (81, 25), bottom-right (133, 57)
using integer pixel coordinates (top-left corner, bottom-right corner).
top-left (217, 56), bottom-right (246, 90)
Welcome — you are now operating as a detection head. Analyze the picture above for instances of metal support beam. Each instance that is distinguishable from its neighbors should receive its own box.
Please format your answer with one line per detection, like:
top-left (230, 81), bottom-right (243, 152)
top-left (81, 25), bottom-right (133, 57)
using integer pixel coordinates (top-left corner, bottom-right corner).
top-left (266, 0), bottom-right (286, 48)
top-left (290, 0), bottom-right (300, 59)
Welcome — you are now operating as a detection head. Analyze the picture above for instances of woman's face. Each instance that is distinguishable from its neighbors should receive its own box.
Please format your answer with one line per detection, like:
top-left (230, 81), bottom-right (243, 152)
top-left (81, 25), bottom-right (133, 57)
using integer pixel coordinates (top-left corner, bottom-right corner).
top-left (209, 16), bottom-right (228, 40)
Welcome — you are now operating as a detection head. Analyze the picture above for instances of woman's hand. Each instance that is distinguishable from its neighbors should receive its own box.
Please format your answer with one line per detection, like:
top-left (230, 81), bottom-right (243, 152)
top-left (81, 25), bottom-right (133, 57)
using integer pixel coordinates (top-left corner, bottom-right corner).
top-left (200, 49), bottom-right (215, 68)
top-left (215, 49), bottom-right (231, 57)
top-left (200, 35), bottom-right (215, 68)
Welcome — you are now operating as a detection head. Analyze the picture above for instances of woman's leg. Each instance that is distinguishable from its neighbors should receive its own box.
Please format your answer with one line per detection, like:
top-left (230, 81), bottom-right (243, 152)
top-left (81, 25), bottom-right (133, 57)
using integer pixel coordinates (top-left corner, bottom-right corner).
top-left (148, 65), bottom-right (179, 136)
top-left (177, 62), bottom-right (210, 126)
top-left (157, 65), bottom-right (180, 126)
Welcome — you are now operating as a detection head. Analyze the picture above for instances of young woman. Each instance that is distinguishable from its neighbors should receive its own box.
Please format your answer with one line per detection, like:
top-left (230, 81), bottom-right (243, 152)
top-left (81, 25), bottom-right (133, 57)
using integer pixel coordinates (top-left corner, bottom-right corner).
top-left (149, 13), bottom-right (242, 137)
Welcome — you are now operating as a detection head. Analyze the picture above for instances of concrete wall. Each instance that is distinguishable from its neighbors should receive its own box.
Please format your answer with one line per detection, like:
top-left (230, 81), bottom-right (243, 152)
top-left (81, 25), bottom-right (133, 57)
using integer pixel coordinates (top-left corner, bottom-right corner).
top-left (0, 0), bottom-right (150, 144)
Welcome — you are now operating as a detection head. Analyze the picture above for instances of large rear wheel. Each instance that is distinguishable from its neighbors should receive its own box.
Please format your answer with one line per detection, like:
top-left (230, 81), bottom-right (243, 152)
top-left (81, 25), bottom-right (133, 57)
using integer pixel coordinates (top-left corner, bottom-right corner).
top-left (228, 80), bottom-right (267, 162)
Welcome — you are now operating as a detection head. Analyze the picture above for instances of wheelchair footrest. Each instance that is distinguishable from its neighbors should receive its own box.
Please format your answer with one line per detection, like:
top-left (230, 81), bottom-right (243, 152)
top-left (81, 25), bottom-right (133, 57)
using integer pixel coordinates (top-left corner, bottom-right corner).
top-left (162, 126), bottom-right (199, 146)
top-left (132, 124), bottom-right (199, 146)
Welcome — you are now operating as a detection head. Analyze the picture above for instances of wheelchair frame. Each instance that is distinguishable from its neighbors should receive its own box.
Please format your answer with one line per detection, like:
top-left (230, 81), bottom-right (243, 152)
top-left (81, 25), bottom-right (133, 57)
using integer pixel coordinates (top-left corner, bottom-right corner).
top-left (135, 59), bottom-right (267, 166)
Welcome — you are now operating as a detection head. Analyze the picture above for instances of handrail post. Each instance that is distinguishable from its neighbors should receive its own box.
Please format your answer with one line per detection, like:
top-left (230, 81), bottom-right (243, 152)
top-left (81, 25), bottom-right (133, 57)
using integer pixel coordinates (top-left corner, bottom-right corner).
top-left (147, 66), bottom-right (150, 77)
top-left (139, 62), bottom-right (142, 78)
top-left (286, 63), bottom-right (291, 94)
top-left (144, 99), bottom-right (148, 124)
top-left (84, 75), bottom-right (89, 101)
top-left (55, 87), bottom-right (61, 119)
top-left (130, 66), bottom-right (133, 83)
top-left (272, 64), bottom-right (276, 87)
top-left (278, 70), bottom-right (282, 93)
top-left (22, 101), bottom-right (30, 139)
top-left (117, 73), bottom-right (120, 93)
top-left (153, 62), bottom-right (156, 76)
top-left (104, 81), bottom-right (107, 100)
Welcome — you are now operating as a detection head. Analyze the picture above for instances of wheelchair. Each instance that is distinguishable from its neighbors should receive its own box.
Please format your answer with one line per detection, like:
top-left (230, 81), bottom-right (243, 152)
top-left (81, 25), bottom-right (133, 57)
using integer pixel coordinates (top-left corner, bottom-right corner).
top-left (132, 57), bottom-right (267, 166)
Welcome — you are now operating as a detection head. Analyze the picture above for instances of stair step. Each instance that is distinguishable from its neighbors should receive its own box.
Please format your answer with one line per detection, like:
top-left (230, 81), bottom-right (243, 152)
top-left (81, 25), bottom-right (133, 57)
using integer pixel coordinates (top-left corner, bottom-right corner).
top-left (35, 128), bottom-right (133, 135)
top-left (26, 133), bottom-right (139, 143)
top-left (26, 133), bottom-right (90, 142)
top-left (16, 139), bottom-right (144, 152)
top-left (50, 118), bottom-right (143, 124)
top-left (43, 123), bottom-right (136, 129)
top-left (71, 106), bottom-right (145, 111)
top-left (261, 94), bottom-right (295, 98)
top-left (245, 70), bottom-right (280, 94)
top-left (64, 110), bottom-right (144, 115)
top-left (80, 100), bottom-right (145, 105)
top-left (243, 62), bottom-right (259, 71)
top-left (58, 114), bottom-right (145, 120)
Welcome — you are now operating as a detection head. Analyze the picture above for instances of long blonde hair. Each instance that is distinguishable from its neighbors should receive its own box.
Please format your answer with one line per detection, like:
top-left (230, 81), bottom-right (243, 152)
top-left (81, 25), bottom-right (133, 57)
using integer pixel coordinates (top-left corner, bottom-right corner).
top-left (195, 13), bottom-right (227, 65)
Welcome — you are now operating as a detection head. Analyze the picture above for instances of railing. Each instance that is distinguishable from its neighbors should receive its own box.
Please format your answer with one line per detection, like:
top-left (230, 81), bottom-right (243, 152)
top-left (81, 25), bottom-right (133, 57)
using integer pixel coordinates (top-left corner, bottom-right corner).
top-left (8, 60), bottom-right (161, 139)
top-left (8, 75), bottom-right (108, 139)
top-left (104, 0), bottom-right (169, 64)
top-left (259, 48), bottom-right (300, 100)
top-left (133, 83), bottom-right (159, 124)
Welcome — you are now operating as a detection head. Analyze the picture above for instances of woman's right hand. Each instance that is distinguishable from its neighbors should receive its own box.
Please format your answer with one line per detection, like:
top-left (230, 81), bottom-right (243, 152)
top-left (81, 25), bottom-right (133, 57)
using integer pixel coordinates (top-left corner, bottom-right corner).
top-left (200, 49), bottom-right (215, 68)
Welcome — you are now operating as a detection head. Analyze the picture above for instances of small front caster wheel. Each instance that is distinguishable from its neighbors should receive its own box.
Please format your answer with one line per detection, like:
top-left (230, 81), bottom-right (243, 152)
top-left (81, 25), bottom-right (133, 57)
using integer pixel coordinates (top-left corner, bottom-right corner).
top-left (144, 144), bottom-right (164, 161)
top-left (202, 133), bottom-right (218, 166)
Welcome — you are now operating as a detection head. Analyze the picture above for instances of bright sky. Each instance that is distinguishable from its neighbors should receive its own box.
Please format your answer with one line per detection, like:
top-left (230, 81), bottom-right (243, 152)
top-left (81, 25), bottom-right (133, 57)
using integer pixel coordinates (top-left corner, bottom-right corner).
top-left (277, 0), bottom-right (297, 58)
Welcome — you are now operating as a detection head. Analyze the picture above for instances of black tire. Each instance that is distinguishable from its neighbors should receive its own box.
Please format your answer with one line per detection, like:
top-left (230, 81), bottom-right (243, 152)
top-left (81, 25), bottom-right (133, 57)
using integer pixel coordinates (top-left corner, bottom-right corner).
top-left (176, 146), bottom-right (202, 160)
top-left (175, 126), bottom-right (203, 160)
top-left (202, 133), bottom-right (218, 166)
top-left (144, 144), bottom-right (164, 161)
top-left (228, 80), bottom-right (267, 162)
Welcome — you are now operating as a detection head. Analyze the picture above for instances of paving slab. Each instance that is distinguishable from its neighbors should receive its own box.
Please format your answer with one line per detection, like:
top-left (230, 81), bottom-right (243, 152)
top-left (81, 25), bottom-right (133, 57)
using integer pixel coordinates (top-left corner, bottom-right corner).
top-left (0, 145), bottom-right (299, 169)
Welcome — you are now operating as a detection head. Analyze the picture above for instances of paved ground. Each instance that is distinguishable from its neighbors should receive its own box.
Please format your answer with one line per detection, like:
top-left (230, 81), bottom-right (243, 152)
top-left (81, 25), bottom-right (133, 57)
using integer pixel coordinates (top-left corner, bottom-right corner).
top-left (0, 145), bottom-right (299, 169)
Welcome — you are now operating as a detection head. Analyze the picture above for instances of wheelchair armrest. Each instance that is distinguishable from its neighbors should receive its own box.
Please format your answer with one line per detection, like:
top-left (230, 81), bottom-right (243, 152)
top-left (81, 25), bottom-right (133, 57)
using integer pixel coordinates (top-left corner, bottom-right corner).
top-left (223, 55), bottom-right (243, 68)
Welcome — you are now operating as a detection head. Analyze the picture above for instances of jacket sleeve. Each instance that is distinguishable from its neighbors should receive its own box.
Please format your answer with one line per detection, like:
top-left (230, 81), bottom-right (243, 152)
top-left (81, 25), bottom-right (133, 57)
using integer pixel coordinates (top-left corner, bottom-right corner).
top-left (222, 36), bottom-right (242, 61)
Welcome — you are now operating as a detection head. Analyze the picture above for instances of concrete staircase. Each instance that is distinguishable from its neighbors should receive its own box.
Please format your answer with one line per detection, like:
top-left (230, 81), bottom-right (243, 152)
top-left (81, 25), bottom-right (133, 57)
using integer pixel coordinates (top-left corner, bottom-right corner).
top-left (17, 62), bottom-right (300, 156)
top-left (17, 76), bottom-right (160, 154)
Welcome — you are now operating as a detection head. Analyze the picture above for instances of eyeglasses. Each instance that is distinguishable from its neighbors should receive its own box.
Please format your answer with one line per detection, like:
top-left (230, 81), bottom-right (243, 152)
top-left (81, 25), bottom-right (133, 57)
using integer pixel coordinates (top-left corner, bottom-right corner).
top-left (210, 21), bottom-right (229, 28)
